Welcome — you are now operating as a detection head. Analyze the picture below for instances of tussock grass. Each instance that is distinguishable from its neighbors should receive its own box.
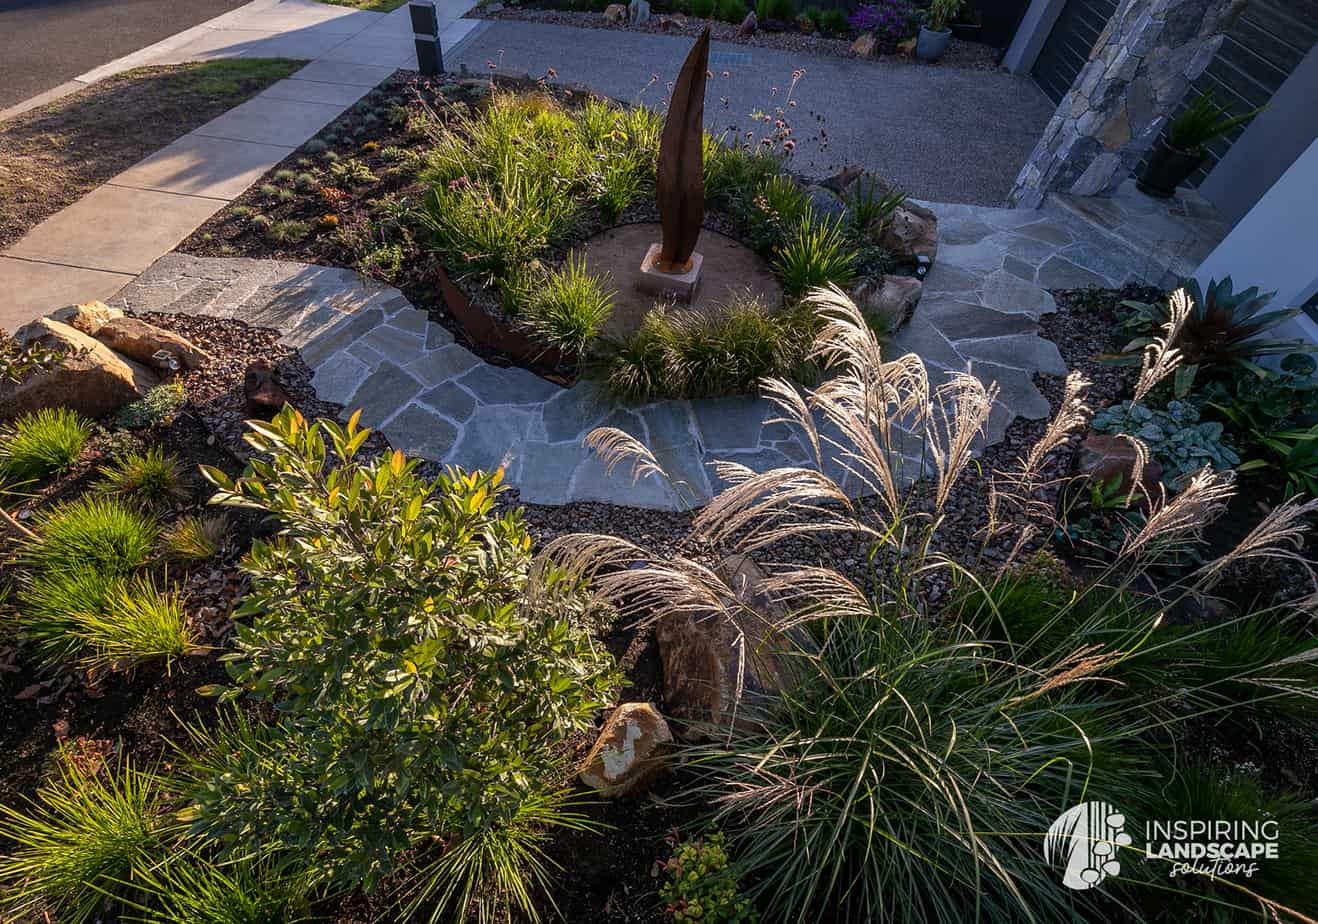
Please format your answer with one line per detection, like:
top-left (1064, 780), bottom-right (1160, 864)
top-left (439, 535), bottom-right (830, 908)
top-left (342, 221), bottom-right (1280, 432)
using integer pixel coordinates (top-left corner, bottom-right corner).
top-left (0, 408), bottom-right (91, 483)
top-left (25, 496), bottom-right (159, 576)
top-left (97, 446), bottom-right (189, 508)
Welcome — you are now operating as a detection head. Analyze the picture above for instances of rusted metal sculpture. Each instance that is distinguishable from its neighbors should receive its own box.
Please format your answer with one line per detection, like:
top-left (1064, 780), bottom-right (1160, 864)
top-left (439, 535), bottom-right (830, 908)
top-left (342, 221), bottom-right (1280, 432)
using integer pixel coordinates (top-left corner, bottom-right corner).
top-left (654, 28), bottom-right (710, 273)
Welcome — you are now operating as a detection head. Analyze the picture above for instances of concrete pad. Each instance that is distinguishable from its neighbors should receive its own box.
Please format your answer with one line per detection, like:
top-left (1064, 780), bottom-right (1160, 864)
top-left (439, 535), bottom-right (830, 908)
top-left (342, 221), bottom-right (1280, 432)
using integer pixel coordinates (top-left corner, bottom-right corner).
top-left (193, 30), bottom-right (349, 61)
top-left (4, 186), bottom-right (226, 275)
top-left (191, 95), bottom-right (348, 146)
top-left (320, 36), bottom-right (417, 67)
top-left (256, 78), bottom-right (373, 106)
top-left (109, 135), bottom-right (295, 199)
top-left (232, 10), bottom-right (381, 35)
top-left (0, 257), bottom-right (133, 333)
top-left (153, 29), bottom-right (279, 63)
top-left (288, 59), bottom-right (398, 87)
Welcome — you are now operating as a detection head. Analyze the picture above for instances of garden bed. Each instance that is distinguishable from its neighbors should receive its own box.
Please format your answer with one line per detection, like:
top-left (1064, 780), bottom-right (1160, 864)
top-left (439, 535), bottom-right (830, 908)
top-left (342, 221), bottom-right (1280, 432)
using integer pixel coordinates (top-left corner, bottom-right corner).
top-left (181, 70), bottom-right (923, 402)
top-left (469, 3), bottom-right (1002, 70)
top-left (0, 59), bottom-right (306, 251)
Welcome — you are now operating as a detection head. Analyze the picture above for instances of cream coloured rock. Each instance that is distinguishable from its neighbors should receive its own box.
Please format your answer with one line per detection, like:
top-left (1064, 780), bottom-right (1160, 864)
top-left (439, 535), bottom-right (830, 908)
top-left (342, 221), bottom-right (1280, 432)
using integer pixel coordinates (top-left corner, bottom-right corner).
top-left (93, 316), bottom-right (211, 372)
top-left (48, 300), bottom-right (124, 336)
top-left (853, 275), bottom-right (923, 330)
top-left (579, 702), bottom-right (673, 797)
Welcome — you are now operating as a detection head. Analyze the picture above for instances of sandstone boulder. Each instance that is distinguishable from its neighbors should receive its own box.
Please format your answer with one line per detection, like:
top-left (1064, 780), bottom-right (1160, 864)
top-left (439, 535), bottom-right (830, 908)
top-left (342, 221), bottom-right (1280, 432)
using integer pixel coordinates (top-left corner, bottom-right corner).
top-left (603, 3), bottom-right (627, 23)
top-left (658, 13), bottom-right (686, 30)
top-left (1077, 432), bottom-right (1164, 510)
top-left (878, 201), bottom-right (938, 265)
top-left (850, 32), bottom-right (877, 57)
top-left (897, 36), bottom-right (917, 57)
top-left (93, 316), bottom-right (210, 373)
top-left (48, 300), bottom-right (123, 336)
top-left (853, 275), bottom-right (923, 330)
top-left (656, 554), bottom-right (804, 740)
top-left (1, 318), bottom-right (158, 421)
top-left (737, 11), bottom-right (757, 36)
top-left (579, 702), bottom-right (673, 797)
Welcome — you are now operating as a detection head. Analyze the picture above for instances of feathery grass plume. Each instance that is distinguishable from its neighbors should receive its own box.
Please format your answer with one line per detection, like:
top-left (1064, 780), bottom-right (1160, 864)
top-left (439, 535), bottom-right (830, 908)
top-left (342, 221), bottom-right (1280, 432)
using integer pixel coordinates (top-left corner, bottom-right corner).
top-left (1119, 465), bottom-right (1235, 562)
top-left (1131, 287), bottom-right (1190, 405)
top-left (927, 370), bottom-right (997, 512)
top-left (0, 758), bottom-right (181, 924)
top-left (584, 426), bottom-right (669, 486)
top-left (1192, 494), bottom-right (1318, 593)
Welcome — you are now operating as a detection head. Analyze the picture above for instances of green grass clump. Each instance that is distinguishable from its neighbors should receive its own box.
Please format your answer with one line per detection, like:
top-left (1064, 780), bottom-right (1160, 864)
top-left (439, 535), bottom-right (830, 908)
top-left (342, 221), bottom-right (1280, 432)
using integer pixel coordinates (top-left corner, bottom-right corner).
top-left (273, 169), bottom-right (296, 183)
top-left (114, 382), bottom-right (187, 430)
top-left (704, 136), bottom-right (782, 207)
top-left (330, 159), bottom-right (377, 187)
top-left (266, 220), bottom-right (310, 244)
top-left (20, 572), bottom-right (195, 669)
top-left (523, 255), bottom-right (616, 359)
top-left (755, 0), bottom-right (794, 20)
top-left (607, 297), bottom-right (818, 401)
top-left (690, 0), bottom-right (716, 16)
top-left (294, 172), bottom-right (319, 192)
top-left (98, 447), bottom-right (189, 508)
top-left (161, 514), bottom-right (227, 563)
top-left (0, 408), bottom-right (92, 483)
top-left (772, 213), bottom-right (859, 297)
top-left (818, 7), bottom-right (848, 33)
top-left (25, 496), bottom-right (159, 576)
top-left (124, 854), bottom-right (316, 924)
top-left (716, 0), bottom-right (745, 20)
top-left (0, 758), bottom-right (179, 924)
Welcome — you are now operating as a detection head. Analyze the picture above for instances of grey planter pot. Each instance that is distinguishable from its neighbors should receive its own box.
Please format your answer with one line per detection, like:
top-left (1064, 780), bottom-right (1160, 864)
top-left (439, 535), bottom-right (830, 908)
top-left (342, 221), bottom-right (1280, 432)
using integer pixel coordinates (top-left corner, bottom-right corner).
top-left (916, 25), bottom-right (952, 61)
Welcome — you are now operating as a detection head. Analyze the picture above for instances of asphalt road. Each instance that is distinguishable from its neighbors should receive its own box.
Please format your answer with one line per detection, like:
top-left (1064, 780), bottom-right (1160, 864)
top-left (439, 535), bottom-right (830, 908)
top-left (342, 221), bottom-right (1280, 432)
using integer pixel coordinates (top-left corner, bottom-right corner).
top-left (0, 0), bottom-right (252, 109)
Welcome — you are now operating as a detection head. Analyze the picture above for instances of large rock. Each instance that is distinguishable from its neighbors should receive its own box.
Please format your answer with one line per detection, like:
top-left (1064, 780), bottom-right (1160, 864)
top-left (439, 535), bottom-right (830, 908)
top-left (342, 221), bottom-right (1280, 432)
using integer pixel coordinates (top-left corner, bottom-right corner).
top-left (48, 300), bottom-right (123, 336)
top-left (853, 275), bottom-right (923, 330)
top-left (736, 11), bottom-right (757, 36)
top-left (93, 316), bottom-right (211, 373)
top-left (656, 554), bottom-right (802, 740)
top-left (244, 358), bottom-right (292, 417)
top-left (579, 702), bottom-right (673, 797)
top-left (658, 13), bottom-right (686, 30)
top-left (1, 318), bottom-right (158, 421)
top-left (1076, 432), bottom-right (1163, 510)
top-left (603, 3), bottom-right (627, 23)
top-left (628, 0), bottom-right (651, 25)
top-left (878, 201), bottom-right (939, 265)
top-left (850, 33), bottom-right (877, 57)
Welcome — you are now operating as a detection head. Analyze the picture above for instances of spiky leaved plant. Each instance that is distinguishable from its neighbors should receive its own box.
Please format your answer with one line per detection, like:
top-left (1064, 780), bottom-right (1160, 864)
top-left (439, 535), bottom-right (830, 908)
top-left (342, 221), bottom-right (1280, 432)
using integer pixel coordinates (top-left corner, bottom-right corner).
top-left (546, 285), bottom-right (1318, 924)
top-left (1110, 277), bottom-right (1309, 395)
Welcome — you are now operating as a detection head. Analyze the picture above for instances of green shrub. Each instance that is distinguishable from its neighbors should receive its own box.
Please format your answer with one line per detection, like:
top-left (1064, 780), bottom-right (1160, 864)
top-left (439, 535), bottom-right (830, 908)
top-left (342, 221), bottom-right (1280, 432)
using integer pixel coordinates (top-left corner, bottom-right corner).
top-left (329, 158), bottom-right (377, 187)
top-left (606, 297), bottom-right (818, 401)
top-left (2, 330), bottom-right (65, 384)
top-left (716, 0), bottom-right (747, 21)
top-left (1092, 400), bottom-right (1240, 487)
top-left (98, 446), bottom-right (189, 507)
top-left (690, 0), bottom-right (716, 17)
top-left (660, 833), bottom-right (758, 923)
top-left (25, 496), bottom-right (158, 576)
top-left (771, 213), bottom-right (859, 297)
top-left (266, 220), bottom-right (310, 244)
top-left (818, 7), bottom-right (848, 33)
top-left (161, 514), bottom-right (227, 563)
top-left (755, 0), bottom-right (794, 20)
top-left (0, 408), bottom-right (91, 483)
top-left (192, 408), bottom-right (619, 902)
top-left (523, 255), bottom-right (616, 358)
top-left (114, 382), bottom-right (187, 430)
top-left (0, 758), bottom-right (180, 924)
top-left (122, 853), bottom-right (316, 924)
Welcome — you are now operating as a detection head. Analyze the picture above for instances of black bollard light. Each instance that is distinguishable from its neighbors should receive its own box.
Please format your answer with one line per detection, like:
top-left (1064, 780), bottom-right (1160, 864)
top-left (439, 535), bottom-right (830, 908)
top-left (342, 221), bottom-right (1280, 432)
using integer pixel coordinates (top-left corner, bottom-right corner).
top-left (409, 0), bottom-right (442, 76)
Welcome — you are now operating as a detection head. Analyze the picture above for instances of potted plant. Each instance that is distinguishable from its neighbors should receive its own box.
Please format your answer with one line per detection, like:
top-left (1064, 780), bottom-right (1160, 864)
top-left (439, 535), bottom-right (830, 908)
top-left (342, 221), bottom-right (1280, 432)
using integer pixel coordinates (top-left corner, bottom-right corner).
top-left (1137, 91), bottom-right (1264, 198)
top-left (916, 0), bottom-right (961, 61)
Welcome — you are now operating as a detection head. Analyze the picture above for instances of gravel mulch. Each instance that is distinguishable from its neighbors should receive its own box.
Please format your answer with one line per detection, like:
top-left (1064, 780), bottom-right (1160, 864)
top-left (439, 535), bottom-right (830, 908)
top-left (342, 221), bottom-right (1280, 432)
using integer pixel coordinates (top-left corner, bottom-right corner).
top-left (472, 6), bottom-right (1003, 71)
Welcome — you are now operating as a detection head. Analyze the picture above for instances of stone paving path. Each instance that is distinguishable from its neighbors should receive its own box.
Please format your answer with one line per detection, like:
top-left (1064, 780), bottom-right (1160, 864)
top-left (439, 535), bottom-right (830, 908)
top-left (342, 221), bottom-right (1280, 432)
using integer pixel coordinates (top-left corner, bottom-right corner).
top-left (0, 0), bottom-right (478, 334)
top-left (106, 190), bottom-right (1159, 509)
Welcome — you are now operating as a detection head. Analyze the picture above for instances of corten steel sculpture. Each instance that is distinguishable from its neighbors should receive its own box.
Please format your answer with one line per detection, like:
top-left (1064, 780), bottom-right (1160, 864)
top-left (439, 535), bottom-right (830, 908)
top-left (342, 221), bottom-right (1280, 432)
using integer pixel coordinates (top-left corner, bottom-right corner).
top-left (654, 27), bottom-right (710, 273)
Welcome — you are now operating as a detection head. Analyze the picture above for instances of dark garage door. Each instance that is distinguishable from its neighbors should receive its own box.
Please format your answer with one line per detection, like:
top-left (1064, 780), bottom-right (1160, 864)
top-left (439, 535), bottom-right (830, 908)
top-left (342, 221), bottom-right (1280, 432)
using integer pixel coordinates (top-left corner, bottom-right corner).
top-left (1031, 0), bottom-right (1120, 103)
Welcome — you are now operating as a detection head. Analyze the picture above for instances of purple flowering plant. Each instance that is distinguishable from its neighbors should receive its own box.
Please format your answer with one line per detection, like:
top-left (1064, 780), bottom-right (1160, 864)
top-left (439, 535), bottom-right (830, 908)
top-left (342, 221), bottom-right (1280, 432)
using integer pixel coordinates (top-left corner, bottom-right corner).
top-left (847, 0), bottom-right (916, 53)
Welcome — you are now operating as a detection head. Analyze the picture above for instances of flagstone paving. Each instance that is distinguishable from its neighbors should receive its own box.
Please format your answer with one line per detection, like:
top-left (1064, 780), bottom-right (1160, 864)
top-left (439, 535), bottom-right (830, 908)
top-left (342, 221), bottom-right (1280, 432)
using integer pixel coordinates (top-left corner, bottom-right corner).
top-left (109, 193), bottom-right (1150, 509)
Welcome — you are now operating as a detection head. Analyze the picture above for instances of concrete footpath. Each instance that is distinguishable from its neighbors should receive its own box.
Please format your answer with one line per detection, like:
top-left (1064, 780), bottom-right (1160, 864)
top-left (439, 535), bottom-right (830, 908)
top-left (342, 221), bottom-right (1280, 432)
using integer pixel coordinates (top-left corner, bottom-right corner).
top-left (0, 0), bottom-right (478, 334)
